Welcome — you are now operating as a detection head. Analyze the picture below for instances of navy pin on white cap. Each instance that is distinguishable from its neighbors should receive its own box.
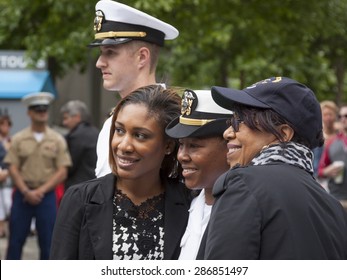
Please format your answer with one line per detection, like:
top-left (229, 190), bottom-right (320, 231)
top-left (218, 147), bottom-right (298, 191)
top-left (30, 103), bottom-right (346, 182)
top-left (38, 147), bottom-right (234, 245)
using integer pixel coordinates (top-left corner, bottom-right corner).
top-left (89, 0), bottom-right (179, 47)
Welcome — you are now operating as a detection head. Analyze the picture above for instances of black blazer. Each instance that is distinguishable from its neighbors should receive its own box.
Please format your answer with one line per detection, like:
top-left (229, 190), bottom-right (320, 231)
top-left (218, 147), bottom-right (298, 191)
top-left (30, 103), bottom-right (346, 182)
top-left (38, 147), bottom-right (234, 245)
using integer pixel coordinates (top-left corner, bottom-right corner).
top-left (65, 122), bottom-right (99, 189)
top-left (198, 163), bottom-right (347, 260)
top-left (50, 173), bottom-right (190, 259)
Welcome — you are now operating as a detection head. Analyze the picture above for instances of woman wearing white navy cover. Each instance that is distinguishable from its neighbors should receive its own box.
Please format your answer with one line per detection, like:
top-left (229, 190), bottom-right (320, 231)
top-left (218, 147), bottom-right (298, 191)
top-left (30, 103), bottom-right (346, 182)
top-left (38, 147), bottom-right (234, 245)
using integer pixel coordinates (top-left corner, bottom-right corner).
top-left (198, 77), bottom-right (347, 259)
top-left (166, 89), bottom-right (232, 259)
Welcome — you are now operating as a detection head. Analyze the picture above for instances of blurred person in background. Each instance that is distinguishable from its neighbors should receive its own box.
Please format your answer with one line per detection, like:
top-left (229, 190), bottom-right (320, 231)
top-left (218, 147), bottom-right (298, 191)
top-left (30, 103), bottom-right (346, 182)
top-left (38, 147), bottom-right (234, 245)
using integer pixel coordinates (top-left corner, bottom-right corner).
top-left (0, 113), bottom-right (12, 238)
top-left (60, 100), bottom-right (99, 190)
top-left (312, 100), bottom-right (338, 182)
top-left (4, 92), bottom-right (72, 259)
top-left (318, 104), bottom-right (347, 212)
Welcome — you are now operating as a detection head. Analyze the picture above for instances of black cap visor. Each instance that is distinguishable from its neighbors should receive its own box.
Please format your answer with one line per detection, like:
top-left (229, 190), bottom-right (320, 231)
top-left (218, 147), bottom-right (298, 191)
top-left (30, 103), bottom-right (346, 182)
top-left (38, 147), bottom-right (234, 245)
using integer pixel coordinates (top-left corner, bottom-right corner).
top-left (166, 117), bottom-right (229, 138)
top-left (88, 38), bottom-right (132, 47)
top-left (211, 86), bottom-right (271, 111)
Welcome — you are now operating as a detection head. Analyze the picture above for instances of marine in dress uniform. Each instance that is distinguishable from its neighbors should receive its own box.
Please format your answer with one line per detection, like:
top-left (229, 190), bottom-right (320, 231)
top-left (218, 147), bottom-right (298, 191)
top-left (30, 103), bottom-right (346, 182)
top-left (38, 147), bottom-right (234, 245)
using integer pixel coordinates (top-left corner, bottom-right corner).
top-left (4, 92), bottom-right (72, 259)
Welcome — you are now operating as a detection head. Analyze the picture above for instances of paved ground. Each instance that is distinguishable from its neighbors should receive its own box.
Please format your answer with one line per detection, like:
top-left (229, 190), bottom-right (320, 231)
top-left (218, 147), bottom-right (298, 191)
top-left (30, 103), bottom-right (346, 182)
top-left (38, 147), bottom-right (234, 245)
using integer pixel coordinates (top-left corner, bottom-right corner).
top-left (0, 222), bottom-right (39, 260)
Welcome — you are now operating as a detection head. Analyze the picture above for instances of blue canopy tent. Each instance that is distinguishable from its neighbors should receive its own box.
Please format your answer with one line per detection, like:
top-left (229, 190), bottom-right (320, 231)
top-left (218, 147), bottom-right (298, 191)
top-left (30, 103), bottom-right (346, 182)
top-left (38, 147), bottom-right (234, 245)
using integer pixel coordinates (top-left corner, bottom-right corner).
top-left (0, 70), bottom-right (57, 99)
top-left (0, 69), bottom-right (57, 134)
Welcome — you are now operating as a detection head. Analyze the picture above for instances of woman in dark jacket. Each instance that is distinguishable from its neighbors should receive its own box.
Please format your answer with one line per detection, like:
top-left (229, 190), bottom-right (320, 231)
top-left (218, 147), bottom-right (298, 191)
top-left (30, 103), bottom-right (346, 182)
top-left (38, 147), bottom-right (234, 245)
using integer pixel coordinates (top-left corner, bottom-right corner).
top-left (198, 77), bottom-right (347, 260)
top-left (50, 85), bottom-right (190, 260)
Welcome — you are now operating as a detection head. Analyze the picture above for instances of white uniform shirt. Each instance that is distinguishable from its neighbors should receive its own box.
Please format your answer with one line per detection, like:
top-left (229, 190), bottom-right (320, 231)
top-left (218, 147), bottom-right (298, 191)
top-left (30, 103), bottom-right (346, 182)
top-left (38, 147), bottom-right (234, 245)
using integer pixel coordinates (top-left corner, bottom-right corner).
top-left (95, 116), bottom-right (113, 177)
top-left (178, 189), bottom-right (212, 260)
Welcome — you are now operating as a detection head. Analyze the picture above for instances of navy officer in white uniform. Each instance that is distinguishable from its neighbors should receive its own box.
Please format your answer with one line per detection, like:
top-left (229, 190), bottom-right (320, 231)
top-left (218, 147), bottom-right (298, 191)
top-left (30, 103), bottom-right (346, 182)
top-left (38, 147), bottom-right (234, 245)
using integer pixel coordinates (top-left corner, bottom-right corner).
top-left (90, 0), bottom-right (179, 177)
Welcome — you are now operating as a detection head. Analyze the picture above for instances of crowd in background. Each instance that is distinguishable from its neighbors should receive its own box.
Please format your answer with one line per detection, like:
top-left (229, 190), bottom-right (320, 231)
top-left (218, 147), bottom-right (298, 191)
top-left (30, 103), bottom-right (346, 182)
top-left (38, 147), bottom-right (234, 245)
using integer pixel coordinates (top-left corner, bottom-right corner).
top-left (0, 97), bottom-right (99, 259)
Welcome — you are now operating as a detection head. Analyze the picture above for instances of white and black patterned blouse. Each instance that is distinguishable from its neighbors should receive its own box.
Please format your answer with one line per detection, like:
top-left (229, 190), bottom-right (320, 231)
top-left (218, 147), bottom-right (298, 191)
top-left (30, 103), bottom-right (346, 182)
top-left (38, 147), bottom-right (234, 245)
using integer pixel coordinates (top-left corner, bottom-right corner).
top-left (112, 189), bottom-right (165, 260)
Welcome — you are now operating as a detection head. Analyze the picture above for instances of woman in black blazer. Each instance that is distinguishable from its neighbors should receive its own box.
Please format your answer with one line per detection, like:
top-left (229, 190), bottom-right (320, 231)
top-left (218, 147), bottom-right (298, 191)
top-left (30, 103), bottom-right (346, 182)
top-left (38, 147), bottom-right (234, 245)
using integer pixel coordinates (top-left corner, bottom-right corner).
top-left (50, 85), bottom-right (190, 260)
top-left (197, 77), bottom-right (347, 259)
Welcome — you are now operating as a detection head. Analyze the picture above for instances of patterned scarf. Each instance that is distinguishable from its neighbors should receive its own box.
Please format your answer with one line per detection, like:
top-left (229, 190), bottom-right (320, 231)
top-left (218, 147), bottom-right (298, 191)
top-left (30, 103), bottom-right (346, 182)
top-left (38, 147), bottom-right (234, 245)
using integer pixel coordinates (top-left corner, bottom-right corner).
top-left (250, 142), bottom-right (314, 175)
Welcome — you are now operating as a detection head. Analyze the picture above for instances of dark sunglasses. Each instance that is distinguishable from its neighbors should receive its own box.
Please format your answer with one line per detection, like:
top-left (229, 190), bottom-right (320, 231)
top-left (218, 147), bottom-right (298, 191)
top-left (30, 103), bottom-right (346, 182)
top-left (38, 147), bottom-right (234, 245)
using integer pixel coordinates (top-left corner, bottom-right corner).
top-left (29, 105), bottom-right (49, 113)
top-left (338, 114), bottom-right (347, 120)
top-left (226, 114), bottom-right (244, 132)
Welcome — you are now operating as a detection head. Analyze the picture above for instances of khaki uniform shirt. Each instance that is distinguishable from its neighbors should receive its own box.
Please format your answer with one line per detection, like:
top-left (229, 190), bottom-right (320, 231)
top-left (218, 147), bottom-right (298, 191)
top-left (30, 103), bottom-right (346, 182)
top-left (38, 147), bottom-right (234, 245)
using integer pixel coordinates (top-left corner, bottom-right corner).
top-left (4, 127), bottom-right (72, 188)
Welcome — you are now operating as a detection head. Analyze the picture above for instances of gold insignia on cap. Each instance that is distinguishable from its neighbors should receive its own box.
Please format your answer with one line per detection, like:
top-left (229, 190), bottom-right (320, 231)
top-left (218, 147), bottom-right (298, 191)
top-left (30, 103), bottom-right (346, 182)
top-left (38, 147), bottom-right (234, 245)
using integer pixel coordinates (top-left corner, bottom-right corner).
top-left (181, 90), bottom-right (196, 116)
top-left (94, 10), bottom-right (104, 32)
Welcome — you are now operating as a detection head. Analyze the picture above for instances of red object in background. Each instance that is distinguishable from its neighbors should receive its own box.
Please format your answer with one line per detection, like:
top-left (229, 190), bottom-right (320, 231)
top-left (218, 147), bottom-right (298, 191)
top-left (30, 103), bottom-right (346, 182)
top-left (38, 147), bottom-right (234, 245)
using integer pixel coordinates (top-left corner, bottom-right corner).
top-left (55, 183), bottom-right (64, 208)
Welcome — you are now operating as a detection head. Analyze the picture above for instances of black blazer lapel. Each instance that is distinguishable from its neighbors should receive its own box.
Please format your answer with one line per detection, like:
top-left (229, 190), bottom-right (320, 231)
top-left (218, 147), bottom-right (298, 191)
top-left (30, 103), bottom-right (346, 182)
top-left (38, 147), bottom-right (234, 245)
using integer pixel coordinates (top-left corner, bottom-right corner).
top-left (85, 173), bottom-right (115, 260)
top-left (163, 180), bottom-right (190, 259)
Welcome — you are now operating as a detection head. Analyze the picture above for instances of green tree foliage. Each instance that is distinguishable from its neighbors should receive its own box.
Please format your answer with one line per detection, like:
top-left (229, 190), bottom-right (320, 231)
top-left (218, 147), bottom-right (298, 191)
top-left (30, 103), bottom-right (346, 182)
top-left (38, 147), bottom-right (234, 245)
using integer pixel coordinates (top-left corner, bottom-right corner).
top-left (0, 0), bottom-right (94, 76)
top-left (1, 0), bottom-right (346, 103)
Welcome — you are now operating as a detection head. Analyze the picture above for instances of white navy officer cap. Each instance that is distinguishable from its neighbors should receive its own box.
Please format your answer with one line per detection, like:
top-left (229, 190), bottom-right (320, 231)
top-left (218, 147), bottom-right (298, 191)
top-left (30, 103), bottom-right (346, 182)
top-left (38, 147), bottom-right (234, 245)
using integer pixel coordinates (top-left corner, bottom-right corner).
top-left (89, 0), bottom-right (179, 47)
top-left (22, 92), bottom-right (55, 111)
top-left (166, 89), bottom-right (233, 138)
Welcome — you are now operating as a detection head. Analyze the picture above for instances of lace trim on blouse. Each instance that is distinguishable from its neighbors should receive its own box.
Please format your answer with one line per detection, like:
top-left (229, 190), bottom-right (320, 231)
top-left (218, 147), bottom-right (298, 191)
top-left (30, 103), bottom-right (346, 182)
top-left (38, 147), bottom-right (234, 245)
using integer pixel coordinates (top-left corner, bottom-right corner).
top-left (112, 189), bottom-right (165, 260)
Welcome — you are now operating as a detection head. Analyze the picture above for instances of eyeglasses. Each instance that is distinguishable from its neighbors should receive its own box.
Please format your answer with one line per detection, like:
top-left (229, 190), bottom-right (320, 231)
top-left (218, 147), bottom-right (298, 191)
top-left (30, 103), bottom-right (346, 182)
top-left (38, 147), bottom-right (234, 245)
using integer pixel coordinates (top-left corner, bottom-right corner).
top-left (226, 115), bottom-right (244, 132)
top-left (32, 108), bottom-right (48, 113)
top-left (29, 105), bottom-right (49, 113)
top-left (338, 114), bottom-right (347, 120)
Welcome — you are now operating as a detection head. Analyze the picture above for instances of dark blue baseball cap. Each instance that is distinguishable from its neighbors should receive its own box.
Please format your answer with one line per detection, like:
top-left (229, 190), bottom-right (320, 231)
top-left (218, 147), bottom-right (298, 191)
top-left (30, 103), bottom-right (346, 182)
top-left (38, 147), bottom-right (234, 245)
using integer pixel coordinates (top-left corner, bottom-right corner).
top-left (211, 77), bottom-right (322, 148)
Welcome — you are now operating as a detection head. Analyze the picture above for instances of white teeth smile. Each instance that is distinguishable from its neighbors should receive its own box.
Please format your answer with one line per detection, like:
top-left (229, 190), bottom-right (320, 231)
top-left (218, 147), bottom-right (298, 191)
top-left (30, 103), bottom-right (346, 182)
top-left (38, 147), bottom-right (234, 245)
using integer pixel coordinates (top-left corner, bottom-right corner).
top-left (182, 168), bottom-right (197, 176)
top-left (229, 148), bottom-right (241, 153)
top-left (183, 169), bottom-right (196, 172)
top-left (118, 158), bottom-right (137, 164)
